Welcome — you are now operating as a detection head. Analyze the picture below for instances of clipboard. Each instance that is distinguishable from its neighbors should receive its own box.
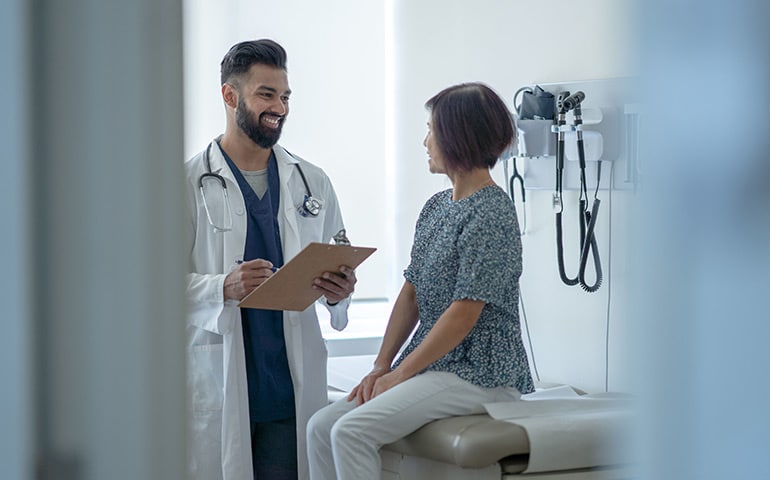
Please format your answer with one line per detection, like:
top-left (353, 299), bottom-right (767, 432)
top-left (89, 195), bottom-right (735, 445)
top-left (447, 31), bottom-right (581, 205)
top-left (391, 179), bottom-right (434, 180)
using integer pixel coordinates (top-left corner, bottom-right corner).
top-left (239, 242), bottom-right (377, 311)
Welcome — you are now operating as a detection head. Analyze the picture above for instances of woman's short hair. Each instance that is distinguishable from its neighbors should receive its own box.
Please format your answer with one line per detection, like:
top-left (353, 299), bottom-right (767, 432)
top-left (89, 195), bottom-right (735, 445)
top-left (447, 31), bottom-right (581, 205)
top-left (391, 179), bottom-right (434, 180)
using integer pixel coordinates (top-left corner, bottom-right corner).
top-left (220, 39), bottom-right (287, 86)
top-left (425, 82), bottom-right (515, 172)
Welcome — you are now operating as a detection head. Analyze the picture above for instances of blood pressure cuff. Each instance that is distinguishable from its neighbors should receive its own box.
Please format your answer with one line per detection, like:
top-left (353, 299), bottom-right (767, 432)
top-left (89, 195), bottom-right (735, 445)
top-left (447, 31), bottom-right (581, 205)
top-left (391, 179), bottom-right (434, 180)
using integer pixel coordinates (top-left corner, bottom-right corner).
top-left (514, 85), bottom-right (555, 120)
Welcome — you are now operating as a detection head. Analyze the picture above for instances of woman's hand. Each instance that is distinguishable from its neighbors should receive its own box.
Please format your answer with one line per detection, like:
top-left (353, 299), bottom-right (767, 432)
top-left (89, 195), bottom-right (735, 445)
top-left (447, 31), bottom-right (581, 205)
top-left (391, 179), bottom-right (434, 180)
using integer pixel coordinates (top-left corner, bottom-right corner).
top-left (348, 367), bottom-right (412, 405)
top-left (347, 365), bottom-right (390, 405)
top-left (370, 369), bottom-right (409, 399)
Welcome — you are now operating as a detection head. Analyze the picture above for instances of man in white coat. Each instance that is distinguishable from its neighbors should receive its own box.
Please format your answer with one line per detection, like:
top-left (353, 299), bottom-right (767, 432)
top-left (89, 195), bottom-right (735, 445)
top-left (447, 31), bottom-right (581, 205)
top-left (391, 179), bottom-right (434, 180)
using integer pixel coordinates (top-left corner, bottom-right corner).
top-left (184, 39), bottom-right (356, 480)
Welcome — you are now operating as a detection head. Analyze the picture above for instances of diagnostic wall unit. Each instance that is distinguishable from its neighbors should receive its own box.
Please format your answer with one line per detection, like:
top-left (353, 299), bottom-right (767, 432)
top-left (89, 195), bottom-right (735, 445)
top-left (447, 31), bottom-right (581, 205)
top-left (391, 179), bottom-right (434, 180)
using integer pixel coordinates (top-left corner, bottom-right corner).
top-left (513, 77), bottom-right (639, 191)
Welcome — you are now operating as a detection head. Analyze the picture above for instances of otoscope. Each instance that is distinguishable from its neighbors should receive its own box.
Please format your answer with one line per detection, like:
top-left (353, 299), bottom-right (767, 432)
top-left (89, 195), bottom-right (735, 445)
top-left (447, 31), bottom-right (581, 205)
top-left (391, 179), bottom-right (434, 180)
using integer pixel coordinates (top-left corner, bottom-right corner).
top-left (554, 91), bottom-right (570, 210)
top-left (554, 91), bottom-right (578, 286)
top-left (567, 91), bottom-right (602, 292)
top-left (553, 90), bottom-right (603, 292)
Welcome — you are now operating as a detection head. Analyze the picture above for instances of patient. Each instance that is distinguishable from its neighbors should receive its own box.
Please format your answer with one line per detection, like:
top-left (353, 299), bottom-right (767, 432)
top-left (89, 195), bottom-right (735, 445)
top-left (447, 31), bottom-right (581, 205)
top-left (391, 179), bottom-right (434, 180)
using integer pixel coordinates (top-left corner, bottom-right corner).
top-left (306, 82), bottom-right (534, 480)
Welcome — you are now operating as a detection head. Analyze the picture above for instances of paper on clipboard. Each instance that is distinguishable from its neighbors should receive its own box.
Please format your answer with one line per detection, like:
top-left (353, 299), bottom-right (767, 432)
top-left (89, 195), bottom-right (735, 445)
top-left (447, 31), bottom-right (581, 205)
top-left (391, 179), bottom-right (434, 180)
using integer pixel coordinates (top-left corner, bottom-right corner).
top-left (239, 242), bottom-right (376, 311)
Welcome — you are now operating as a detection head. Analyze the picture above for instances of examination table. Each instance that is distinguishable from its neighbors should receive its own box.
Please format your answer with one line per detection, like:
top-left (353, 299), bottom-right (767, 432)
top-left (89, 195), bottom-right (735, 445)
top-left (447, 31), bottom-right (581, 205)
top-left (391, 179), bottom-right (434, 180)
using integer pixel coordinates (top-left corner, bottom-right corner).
top-left (379, 401), bottom-right (633, 480)
top-left (327, 356), bottom-right (634, 480)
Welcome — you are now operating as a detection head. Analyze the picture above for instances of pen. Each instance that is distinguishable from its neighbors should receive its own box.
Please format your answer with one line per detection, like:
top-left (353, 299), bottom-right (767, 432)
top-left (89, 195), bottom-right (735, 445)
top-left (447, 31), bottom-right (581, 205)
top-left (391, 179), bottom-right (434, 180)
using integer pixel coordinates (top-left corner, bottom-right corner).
top-left (235, 259), bottom-right (278, 272)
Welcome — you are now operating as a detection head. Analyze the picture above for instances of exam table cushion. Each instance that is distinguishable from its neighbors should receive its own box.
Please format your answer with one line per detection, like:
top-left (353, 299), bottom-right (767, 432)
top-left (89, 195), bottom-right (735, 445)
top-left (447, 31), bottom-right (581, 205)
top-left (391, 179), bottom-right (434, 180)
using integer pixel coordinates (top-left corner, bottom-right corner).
top-left (383, 413), bottom-right (530, 471)
top-left (382, 388), bottom-right (632, 475)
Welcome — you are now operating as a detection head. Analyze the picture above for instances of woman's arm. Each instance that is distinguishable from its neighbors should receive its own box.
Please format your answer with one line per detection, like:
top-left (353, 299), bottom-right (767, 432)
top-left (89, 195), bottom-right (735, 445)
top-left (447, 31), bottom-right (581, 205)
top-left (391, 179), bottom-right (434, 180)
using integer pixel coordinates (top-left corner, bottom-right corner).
top-left (373, 281), bottom-right (420, 369)
top-left (371, 299), bottom-right (484, 398)
top-left (348, 281), bottom-right (420, 404)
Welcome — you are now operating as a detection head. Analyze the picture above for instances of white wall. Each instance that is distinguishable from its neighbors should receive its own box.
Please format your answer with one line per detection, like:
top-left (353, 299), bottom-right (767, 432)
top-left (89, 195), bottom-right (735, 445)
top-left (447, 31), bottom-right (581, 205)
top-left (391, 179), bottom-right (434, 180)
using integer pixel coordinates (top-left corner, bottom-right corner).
top-left (183, 0), bottom-right (636, 393)
top-left (391, 0), bottom-right (636, 393)
top-left (184, 0), bottom-right (390, 300)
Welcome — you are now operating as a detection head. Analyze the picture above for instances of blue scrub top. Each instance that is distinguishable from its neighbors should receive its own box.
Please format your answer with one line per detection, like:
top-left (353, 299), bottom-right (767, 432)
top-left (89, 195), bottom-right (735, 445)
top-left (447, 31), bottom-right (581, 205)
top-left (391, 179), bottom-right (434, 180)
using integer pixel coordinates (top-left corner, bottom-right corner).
top-left (220, 144), bottom-right (295, 422)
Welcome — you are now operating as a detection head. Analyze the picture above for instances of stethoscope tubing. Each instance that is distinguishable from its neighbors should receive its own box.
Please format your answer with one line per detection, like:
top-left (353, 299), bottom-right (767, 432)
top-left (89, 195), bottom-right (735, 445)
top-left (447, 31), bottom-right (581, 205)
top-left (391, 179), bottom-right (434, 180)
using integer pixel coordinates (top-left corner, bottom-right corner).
top-left (199, 141), bottom-right (322, 232)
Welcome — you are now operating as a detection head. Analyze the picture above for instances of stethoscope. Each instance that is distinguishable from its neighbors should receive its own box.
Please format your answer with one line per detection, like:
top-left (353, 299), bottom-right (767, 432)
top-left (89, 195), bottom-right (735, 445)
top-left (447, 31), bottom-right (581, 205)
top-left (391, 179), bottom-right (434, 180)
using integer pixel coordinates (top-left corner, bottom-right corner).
top-left (198, 142), bottom-right (322, 233)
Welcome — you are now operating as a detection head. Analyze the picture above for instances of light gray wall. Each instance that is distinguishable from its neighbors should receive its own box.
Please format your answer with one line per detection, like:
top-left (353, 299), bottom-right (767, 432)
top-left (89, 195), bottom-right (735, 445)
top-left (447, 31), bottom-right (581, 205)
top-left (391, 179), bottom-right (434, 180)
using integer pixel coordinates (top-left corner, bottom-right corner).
top-left (635, 1), bottom-right (770, 478)
top-left (1, 0), bottom-right (33, 478)
top-left (2, 1), bottom-right (188, 479)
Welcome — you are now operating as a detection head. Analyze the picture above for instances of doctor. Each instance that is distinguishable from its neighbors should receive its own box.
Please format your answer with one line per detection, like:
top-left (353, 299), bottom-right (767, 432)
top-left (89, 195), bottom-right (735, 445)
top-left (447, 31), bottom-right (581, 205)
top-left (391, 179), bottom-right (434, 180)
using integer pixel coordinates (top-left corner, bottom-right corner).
top-left (184, 39), bottom-right (356, 480)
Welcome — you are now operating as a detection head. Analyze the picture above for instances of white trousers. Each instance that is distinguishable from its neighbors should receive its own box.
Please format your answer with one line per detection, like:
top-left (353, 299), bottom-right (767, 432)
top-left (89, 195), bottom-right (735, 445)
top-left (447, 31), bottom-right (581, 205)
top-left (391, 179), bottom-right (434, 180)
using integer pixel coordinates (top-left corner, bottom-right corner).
top-left (306, 371), bottom-right (520, 480)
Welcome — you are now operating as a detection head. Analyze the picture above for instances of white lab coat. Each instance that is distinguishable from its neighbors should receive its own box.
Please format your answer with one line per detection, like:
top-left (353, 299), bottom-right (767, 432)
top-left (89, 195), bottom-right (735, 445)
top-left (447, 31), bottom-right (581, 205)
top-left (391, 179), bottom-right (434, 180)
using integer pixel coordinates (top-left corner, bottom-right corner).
top-left (184, 140), bottom-right (350, 480)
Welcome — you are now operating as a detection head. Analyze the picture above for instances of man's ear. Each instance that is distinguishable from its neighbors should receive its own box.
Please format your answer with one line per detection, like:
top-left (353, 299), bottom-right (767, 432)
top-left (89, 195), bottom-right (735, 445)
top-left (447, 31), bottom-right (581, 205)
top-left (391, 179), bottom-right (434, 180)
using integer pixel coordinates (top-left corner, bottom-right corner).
top-left (222, 83), bottom-right (238, 109)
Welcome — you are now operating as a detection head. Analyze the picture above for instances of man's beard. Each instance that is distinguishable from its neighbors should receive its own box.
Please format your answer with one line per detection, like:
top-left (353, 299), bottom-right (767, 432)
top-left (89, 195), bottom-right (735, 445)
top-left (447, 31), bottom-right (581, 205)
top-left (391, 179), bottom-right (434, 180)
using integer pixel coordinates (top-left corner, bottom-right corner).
top-left (236, 98), bottom-right (283, 148)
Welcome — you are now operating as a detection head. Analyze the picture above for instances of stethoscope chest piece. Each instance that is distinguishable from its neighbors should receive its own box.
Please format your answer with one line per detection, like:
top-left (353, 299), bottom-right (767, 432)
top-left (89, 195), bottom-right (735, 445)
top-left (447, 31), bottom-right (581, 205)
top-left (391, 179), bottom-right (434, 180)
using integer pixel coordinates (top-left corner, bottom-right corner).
top-left (299, 195), bottom-right (322, 217)
top-left (293, 156), bottom-right (322, 217)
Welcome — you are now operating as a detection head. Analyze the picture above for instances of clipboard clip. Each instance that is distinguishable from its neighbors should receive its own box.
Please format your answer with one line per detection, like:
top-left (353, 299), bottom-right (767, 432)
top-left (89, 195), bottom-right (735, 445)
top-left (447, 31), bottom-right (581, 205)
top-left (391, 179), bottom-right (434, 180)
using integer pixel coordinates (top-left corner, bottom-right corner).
top-left (333, 229), bottom-right (351, 246)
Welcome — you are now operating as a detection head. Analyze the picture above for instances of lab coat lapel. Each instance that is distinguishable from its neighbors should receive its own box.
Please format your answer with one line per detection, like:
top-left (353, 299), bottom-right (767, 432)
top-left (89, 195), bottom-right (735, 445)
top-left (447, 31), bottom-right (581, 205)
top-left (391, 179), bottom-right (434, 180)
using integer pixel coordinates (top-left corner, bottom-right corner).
top-left (209, 140), bottom-right (247, 269)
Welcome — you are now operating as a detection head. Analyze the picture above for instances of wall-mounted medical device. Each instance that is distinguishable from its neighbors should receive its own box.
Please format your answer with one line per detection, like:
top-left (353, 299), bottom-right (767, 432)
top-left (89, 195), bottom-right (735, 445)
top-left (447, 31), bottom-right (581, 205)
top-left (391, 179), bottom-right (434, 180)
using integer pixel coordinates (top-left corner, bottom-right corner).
top-left (511, 77), bottom-right (640, 191)
top-left (505, 77), bottom-right (640, 293)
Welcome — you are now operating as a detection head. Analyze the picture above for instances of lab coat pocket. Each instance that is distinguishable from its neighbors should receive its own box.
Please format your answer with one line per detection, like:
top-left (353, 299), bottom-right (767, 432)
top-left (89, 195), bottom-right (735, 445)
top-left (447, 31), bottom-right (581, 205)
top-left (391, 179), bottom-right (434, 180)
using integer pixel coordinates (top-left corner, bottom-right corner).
top-left (189, 343), bottom-right (224, 413)
top-left (295, 209), bottom-right (325, 240)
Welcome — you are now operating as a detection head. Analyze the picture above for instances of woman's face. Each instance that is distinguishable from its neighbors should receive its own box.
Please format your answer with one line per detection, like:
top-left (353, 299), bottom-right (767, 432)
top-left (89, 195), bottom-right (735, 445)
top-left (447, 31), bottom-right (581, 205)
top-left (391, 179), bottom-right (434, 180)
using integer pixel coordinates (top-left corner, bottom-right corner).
top-left (423, 117), bottom-right (447, 174)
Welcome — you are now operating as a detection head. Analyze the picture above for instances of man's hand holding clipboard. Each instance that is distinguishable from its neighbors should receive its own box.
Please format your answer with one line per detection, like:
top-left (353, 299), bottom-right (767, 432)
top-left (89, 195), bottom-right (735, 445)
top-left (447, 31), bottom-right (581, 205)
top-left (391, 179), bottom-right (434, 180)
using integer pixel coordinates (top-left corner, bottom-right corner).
top-left (239, 243), bottom-right (376, 311)
top-left (313, 264), bottom-right (357, 306)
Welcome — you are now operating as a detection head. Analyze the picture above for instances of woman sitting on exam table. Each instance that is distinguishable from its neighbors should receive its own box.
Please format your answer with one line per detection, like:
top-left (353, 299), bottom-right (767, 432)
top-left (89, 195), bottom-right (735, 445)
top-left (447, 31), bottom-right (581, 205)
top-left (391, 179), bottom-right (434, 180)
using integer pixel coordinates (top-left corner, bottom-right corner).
top-left (306, 82), bottom-right (535, 480)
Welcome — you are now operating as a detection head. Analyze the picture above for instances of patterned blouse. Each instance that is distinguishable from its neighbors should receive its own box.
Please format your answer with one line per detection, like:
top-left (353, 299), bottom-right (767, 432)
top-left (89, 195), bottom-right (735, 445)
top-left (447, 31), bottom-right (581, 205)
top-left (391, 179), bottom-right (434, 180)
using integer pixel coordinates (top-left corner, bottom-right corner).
top-left (392, 186), bottom-right (534, 394)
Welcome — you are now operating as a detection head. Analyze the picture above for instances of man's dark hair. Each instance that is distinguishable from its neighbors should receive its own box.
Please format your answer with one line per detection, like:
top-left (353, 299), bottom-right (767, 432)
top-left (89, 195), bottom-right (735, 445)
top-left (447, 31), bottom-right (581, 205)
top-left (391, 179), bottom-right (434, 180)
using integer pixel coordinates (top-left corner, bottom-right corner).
top-left (220, 39), bottom-right (287, 86)
top-left (425, 82), bottom-right (515, 172)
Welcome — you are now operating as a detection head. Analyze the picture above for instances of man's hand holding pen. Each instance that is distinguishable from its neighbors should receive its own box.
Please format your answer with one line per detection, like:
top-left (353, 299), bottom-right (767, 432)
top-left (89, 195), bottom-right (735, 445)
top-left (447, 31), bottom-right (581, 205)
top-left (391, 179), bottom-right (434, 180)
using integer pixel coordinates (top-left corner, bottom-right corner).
top-left (224, 258), bottom-right (277, 301)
